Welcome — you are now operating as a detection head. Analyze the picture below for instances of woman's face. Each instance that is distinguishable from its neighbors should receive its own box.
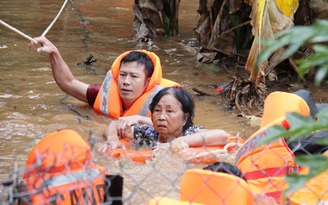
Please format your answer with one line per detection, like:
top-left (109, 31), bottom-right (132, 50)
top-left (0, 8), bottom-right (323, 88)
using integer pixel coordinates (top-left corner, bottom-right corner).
top-left (151, 94), bottom-right (188, 142)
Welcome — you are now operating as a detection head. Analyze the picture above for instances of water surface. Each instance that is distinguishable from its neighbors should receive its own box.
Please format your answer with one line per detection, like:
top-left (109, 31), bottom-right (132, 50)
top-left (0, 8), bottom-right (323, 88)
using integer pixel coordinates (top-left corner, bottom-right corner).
top-left (0, 0), bottom-right (260, 204)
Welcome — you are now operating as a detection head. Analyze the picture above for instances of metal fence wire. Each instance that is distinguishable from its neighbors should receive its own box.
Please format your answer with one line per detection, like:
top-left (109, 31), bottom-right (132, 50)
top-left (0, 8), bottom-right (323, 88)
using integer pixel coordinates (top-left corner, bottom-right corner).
top-left (0, 129), bottom-right (327, 205)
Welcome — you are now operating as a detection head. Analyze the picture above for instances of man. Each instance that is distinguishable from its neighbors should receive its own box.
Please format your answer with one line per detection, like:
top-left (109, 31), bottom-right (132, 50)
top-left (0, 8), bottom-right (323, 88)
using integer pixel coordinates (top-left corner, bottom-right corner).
top-left (30, 37), bottom-right (179, 124)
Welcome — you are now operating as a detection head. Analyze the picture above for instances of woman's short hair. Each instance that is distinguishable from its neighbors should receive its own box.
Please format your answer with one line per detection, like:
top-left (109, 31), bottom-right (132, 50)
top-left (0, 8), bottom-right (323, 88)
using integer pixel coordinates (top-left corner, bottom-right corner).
top-left (149, 87), bottom-right (195, 131)
top-left (121, 51), bottom-right (154, 78)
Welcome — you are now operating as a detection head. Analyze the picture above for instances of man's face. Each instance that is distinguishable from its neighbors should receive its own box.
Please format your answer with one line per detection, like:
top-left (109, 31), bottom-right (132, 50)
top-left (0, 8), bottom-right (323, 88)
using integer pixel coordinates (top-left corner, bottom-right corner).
top-left (118, 61), bottom-right (150, 109)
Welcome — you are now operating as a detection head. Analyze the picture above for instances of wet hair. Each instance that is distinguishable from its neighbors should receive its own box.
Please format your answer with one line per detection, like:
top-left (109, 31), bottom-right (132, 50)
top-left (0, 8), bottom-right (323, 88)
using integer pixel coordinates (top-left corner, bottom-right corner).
top-left (149, 87), bottom-right (195, 131)
top-left (203, 162), bottom-right (247, 181)
top-left (120, 51), bottom-right (154, 78)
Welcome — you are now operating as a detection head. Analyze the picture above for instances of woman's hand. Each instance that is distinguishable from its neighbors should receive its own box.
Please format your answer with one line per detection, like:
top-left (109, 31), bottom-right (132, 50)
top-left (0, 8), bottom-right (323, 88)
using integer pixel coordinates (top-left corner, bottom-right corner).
top-left (116, 115), bottom-right (151, 138)
top-left (98, 139), bottom-right (126, 153)
top-left (103, 120), bottom-right (134, 142)
top-left (101, 120), bottom-right (131, 152)
top-left (116, 116), bottom-right (138, 138)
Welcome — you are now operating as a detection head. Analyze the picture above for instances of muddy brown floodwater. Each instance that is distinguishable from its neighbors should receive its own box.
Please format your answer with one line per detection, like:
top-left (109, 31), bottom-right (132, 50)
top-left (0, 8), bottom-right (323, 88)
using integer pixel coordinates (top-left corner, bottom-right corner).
top-left (1, 0), bottom-right (328, 204)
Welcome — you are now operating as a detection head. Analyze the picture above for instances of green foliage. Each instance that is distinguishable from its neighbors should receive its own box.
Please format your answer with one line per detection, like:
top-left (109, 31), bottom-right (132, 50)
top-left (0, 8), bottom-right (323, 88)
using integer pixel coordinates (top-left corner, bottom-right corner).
top-left (258, 107), bottom-right (328, 195)
top-left (261, 107), bottom-right (328, 145)
top-left (285, 154), bottom-right (328, 194)
top-left (257, 20), bottom-right (328, 85)
top-left (297, 45), bottom-right (328, 85)
top-left (253, 5), bottom-right (328, 200)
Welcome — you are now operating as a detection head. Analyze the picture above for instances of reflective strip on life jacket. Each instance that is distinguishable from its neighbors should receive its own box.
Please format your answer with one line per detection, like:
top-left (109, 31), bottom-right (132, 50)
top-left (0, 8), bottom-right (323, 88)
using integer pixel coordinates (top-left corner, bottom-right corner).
top-left (43, 168), bottom-right (101, 188)
top-left (96, 72), bottom-right (164, 118)
top-left (98, 72), bottom-right (112, 115)
top-left (137, 85), bottom-right (163, 116)
top-left (23, 169), bottom-right (106, 205)
top-left (244, 166), bottom-right (289, 180)
top-left (235, 128), bottom-right (282, 163)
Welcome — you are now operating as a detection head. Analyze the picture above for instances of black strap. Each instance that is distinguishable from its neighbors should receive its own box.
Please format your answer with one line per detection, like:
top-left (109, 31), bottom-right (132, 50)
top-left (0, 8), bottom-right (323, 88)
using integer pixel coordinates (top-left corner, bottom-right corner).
top-left (104, 175), bottom-right (124, 205)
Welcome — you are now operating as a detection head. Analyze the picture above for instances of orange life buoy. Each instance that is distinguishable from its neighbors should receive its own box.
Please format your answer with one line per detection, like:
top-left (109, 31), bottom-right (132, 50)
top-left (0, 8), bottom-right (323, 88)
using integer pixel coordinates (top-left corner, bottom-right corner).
top-left (147, 169), bottom-right (254, 205)
top-left (106, 136), bottom-right (244, 164)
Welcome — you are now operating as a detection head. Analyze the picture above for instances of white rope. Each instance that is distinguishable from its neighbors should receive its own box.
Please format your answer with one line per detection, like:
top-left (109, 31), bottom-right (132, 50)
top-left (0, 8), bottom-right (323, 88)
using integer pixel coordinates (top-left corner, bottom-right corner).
top-left (41, 0), bottom-right (69, 36)
top-left (0, 20), bottom-right (38, 44)
top-left (1, 0), bottom-right (69, 43)
top-left (184, 149), bottom-right (228, 161)
top-left (185, 142), bottom-right (244, 161)
top-left (223, 142), bottom-right (243, 152)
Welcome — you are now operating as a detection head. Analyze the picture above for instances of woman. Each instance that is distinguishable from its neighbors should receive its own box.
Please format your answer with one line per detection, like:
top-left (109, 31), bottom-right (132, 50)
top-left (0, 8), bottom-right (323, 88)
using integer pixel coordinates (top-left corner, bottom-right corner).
top-left (101, 87), bottom-right (229, 150)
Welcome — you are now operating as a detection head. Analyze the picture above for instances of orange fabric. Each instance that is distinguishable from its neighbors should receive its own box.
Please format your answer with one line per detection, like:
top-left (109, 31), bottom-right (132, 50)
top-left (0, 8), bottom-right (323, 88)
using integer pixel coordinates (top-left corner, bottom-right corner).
top-left (148, 196), bottom-right (203, 205)
top-left (93, 50), bottom-right (180, 119)
top-left (260, 91), bottom-right (310, 128)
top-left (280, 153), bottom-right (328, 205)
top-left (22, 129), bottom-right (108, 204)
top-left (106, 137), bottom-right (244, 164)
top-left (236, 91), bottom-right (311, 204)
top-left (236, 121), bottom-right (297, 204)
top-left (179, 169), bottom-right (255, 205)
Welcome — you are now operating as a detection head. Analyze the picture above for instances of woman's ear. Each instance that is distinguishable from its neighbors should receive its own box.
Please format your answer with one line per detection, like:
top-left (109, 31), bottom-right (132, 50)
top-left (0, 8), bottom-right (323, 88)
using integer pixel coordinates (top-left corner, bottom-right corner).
top-left (183, 113), bottom-right (190, 125)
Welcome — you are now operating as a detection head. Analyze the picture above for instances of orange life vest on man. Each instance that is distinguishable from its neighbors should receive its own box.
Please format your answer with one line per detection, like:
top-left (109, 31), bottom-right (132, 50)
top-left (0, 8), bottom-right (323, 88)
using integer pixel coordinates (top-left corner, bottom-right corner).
top-left (236, 91), bottom-right (311, 204)
top-left (20, 129), bottom-right (108, 205)
top-left (93, 50), bottom-right (180, 119)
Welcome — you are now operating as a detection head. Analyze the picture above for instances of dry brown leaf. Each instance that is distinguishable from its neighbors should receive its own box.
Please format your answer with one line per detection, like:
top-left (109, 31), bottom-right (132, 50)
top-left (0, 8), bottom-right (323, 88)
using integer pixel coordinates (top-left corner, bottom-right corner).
top-left (245, 0), bottom-right (298, 84)
top-left (310, 0), bottom-right (328, 19)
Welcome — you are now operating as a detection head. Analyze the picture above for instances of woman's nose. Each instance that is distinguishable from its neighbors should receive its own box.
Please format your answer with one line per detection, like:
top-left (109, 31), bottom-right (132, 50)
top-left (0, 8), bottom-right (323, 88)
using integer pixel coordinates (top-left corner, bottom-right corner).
top-left (158, 112), bottom-right (166, 120)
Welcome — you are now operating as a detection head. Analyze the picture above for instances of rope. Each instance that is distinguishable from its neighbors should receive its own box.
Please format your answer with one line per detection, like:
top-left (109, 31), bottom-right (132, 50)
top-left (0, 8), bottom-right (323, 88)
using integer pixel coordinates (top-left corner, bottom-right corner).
top-left (0, 20), bottom-right (38, 44)
top-left (41, 0), bottom-right (70, 36)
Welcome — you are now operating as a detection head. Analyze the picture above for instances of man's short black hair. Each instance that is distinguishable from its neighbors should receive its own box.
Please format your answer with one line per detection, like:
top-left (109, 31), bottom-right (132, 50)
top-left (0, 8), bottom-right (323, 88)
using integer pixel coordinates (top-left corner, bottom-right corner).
top-left (121, 51), bottom-right (154, 78)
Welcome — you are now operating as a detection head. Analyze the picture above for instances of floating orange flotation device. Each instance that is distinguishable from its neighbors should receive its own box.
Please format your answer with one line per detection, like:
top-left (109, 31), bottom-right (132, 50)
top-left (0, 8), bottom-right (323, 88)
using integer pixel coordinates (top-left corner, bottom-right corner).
top-left (106, 136), bottom-right (244, 164)
top-left (148, 169), bottom-right (255, 205)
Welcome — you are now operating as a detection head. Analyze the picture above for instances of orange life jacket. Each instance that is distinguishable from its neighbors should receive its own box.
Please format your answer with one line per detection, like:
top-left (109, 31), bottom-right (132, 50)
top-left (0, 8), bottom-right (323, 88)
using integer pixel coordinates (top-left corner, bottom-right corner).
top-left (20, 129), bottom-right (108, 205)
top-left (93, 50), bottom-right (180, 119)
top-left (148, 196), bottom-right (203, 205)
top-left (180, 169), bottom-right (255, 205)
top-left (236, 91), bottom-right (311, 204)
top-left (280, 151), bottom-right (328, 205)
top-left (148, 169), bottom-right (254, 205)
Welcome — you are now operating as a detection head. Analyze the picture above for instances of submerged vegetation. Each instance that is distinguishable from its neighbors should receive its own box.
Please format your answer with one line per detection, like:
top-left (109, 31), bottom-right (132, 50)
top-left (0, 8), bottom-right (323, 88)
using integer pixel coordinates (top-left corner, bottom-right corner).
top-left (257, 17), bottom-right (328, 199)
top-left (133, 0), bottom-right (328, 116)
top-left (132, 0), bottom-right (328, 199)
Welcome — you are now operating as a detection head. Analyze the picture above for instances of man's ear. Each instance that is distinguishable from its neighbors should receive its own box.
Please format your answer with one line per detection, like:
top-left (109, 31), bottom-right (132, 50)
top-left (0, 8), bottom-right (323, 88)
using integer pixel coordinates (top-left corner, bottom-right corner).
top-left (145, 78), bottom-right (150, 88)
